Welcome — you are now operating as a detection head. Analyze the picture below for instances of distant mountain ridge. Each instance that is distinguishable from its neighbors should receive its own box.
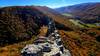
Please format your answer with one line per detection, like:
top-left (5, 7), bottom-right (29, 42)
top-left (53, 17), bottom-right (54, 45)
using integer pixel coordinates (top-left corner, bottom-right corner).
top-left (55, 2), bottom-right (100, 23)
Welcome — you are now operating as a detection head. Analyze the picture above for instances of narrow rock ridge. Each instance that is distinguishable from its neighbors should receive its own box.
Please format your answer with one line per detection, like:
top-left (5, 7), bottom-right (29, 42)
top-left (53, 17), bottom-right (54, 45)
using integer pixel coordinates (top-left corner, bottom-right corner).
top-left (21, 20), bottom-right (71, 56)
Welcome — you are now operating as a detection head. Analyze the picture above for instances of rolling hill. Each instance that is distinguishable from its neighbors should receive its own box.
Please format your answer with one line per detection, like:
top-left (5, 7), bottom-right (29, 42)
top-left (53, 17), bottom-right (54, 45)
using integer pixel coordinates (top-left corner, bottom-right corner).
top-left (0, 6), bottom-right (76, 46)
top-left (34, 6), bottom-right (77, 30)
top-left (0, 6), bottom-right (51, 46)
top-left (55, 2), bottom-right (100, 23)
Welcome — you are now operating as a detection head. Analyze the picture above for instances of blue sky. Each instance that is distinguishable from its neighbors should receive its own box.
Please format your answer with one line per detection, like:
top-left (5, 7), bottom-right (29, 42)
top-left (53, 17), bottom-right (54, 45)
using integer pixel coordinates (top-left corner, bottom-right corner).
top-left (0, 0), bottom-right (100, 8)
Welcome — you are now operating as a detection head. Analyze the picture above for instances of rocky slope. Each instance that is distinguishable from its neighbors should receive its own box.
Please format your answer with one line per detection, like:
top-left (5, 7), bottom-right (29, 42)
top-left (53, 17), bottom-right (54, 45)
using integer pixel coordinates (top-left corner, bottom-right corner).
top-left (59, 29), bottom-right (100, 56)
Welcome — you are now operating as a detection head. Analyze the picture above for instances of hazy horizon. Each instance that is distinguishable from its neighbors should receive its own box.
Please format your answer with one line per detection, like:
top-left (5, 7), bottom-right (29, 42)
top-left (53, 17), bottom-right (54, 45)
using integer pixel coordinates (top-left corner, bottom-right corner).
top-left (0, 0), bottom-right (100, 8)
